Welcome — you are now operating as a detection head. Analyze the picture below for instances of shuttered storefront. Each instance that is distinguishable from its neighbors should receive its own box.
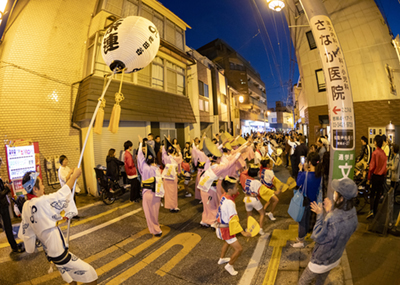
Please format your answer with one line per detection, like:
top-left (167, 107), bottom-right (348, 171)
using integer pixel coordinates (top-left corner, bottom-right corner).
top-left (93, 122), bottom-right (147, 167)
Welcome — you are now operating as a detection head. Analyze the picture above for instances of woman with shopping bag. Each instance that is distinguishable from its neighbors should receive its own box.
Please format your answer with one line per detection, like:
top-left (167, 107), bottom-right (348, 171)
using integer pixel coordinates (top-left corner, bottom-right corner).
top-left (290, 152), bottom-right (322, 248)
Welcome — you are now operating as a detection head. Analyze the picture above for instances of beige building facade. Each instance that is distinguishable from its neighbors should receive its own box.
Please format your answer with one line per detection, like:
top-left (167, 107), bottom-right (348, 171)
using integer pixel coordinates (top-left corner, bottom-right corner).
top-left (0, 0), bottom-right (203, 195)
top-left (285, 0), bottom-right (400, 150)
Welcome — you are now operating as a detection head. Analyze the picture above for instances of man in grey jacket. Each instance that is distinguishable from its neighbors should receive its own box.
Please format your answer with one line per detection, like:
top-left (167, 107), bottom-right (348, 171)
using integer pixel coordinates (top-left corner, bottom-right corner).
top-left (298, 178), bottom-right (358, 285)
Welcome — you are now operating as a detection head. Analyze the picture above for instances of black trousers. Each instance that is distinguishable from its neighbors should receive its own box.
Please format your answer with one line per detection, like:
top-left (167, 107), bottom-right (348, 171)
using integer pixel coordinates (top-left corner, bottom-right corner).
top-left (129, 177), bottom-right (141, 201)
top-left (0, 206), bottom-right (18, 250)
top-left (291, 155), bottom-right (299, 179)
top-left (370, 174), bottom-right (385, 214)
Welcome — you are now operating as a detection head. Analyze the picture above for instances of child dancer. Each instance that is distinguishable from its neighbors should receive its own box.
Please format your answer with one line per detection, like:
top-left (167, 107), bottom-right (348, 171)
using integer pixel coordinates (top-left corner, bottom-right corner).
top-left (260, 158), bottom-right (289, 221)
top-left (239, 164), bottom-right (266, 235)
top-left (18, 169), bottom-right (97, 285)
top-left (215, 176), bottom-right (251, 275)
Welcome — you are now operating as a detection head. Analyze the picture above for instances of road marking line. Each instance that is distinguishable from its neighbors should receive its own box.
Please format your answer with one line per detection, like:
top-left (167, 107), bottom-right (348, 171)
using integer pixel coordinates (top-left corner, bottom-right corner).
top-left (77, 201), bottom-right (103, 210)
top-left (0, 203), bottom-right (134, 249)
top-left (96, 225), bottom-right (171, 276)
top-left (262, 224), bottom-right (298, 285)
top-left (263, 246), bottom-right (282, 285)
top-left (18, 224), bottom-right (169, 285)
top-left (238, 234), bottom-right (270, 285)
top-left (68, 207), bottom-right (142, 240)
top-left (106, 232), bottom-right (202, 284)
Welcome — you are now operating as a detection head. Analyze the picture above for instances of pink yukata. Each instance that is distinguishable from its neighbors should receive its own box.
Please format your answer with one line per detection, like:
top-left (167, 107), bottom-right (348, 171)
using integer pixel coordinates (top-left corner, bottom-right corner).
top-left (137, 143), bottom-right (162, 235)
top-left (192, 143), bottom-right (211, 201)
top-left (217, 144), bottom-right (248, 201)
top-left (200, 153), bottom-right (241, 225)
top-left (162, 146), bottom-right (182, 209)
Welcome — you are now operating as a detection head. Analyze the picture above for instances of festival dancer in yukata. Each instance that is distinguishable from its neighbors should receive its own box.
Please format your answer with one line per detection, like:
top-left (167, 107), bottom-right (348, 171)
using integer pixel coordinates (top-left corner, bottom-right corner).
top-left (217, 133), bottom-right (250, 202)
top-left (18, 169), bottom-right (98, 285)
top-left (198, 138), bottom-right (241, 228)
top-left (214, 176), bottom-right (251, 276)
top-left (181, 152), bottom-right (193, 198)
top-left (192, 137), bottom-right (210, 203)
top-left (137, 136), bottom-right (163, 237)
top-left (239, 164), bottom-right (266, 236)
top-left (162, 137), bottom-right (181, 212)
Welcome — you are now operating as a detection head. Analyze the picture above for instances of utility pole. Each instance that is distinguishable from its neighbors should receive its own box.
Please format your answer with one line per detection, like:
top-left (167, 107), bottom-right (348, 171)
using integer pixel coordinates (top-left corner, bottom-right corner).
top-left (299, 0), bottom-right (356, 196)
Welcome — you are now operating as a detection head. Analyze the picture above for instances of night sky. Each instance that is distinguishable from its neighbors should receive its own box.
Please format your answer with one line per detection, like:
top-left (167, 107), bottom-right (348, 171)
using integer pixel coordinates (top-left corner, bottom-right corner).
top-left (159, 0), bottom-right (400, 109)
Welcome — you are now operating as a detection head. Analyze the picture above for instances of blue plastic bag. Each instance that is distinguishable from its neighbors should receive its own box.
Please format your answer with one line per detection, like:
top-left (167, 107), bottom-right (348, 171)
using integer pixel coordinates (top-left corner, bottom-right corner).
top-left (288, 172), bottom-right (307, 222)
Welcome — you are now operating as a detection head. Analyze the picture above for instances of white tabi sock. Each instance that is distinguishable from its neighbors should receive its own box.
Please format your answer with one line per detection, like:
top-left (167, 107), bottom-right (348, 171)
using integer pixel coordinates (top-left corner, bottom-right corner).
top-left (225, 263), bottom-right (238, 276)
top-left (218, 257), bottom-right (231, 265)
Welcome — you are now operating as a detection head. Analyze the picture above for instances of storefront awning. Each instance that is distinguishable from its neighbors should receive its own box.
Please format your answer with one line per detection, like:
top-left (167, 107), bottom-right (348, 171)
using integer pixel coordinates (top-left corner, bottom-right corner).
top-left (73, 75), bottom-right (196, 124)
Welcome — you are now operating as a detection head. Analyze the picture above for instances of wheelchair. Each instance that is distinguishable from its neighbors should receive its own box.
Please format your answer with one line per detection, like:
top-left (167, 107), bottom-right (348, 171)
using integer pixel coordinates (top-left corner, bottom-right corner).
top-left (94, 167), bottom-right (131, 205)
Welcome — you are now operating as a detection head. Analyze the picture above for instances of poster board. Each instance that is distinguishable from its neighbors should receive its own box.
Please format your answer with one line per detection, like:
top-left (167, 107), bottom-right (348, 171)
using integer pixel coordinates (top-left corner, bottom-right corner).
top-left (5, 140), bottom-right (42, 196)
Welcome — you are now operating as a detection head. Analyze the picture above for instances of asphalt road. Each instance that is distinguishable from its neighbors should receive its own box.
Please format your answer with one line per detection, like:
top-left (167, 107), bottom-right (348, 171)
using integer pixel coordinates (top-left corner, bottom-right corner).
top-left (2, 165), bottom-right (386, 285)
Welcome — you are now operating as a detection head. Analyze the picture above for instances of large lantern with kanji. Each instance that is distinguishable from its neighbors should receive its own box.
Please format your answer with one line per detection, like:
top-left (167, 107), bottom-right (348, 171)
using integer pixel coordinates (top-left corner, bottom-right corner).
top-left (101, 16), bottom-right (160, 73)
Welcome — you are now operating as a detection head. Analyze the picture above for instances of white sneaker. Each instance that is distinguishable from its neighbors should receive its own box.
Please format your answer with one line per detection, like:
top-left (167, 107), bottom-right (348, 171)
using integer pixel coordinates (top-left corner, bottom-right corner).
top-left (218, 257), bottom-right (231, 265)
top-left (266, 212), bottom-right (276, 221)
top-left (259, 228), bottom-right (266, 236)
top-left (185, 192), bottom-right (192, 198)
top-left (199, 200), bottom-right (203, 204)
top-left (200, 221), bottom-right (210, 227)
top-left (225, 264), bottom-right (238, 276)
top-left (291, 241), bottom-right (305, 248)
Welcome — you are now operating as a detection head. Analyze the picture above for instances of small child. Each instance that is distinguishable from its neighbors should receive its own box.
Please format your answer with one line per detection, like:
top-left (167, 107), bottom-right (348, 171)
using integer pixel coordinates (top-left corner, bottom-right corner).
top-left (181, 153), bottom-right (192, 198)
top-left (215, 176), bottom-right (251, 276)
top-left (18, 169), bottom-right (98, 285)
top-left (239, 165), bottom-right (266, 236)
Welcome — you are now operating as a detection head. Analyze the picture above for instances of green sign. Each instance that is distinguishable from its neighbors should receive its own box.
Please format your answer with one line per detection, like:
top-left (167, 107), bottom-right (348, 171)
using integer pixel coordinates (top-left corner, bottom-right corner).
top-left (332, 150), bottom-right (355, 180)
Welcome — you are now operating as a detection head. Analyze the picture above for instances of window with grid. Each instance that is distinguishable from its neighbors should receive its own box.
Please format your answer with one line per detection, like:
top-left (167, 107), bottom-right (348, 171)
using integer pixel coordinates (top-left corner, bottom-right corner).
top-left (166, 61), bottom-right (185, 95)
top-left (199, 98), bottom-right (204, 111)
top-left (315, 69), bottom-right (326, 92)
top-left (153, 11), bottom-right (164, 39)
top-left (306, 31), bottom-right (317, 50)
top-left (103, 1), bottom-right (189, 49)
top-left (152, 57), bottom-right (164, 89)
top-left (198, 80), bottom-right (204, 96)
top-left (105, 0), bottom-right (124, 15)
top-left (204, 83), bottom-right (209, 98)
top-left (137, 65), bottom-right (151, 87)
top-left (166, 20), bottom-right (176, 46)
top-left (199, 81), bottom-right (209, 98)
top-left (122, 0), bottom-right (138, 17)
top-left (175, 26), bottom-right (184, 50)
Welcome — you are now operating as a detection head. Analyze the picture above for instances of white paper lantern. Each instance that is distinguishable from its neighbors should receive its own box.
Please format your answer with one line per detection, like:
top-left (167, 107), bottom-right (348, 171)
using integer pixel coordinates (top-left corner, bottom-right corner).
top-left (101, 16), bottom-right (160, 73)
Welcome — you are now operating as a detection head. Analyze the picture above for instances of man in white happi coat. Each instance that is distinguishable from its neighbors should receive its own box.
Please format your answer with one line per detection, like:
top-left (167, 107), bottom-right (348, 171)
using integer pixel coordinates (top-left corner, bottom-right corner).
top-left (18, 168), bottom-right (97, 285)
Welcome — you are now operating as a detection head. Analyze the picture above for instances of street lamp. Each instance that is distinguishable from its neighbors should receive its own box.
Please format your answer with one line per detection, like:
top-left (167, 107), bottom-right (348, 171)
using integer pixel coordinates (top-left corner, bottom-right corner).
top-left (238, 95), bottom-right (244, 103)
top-left (266, 0), bottom-right (285, 12)
top-left (265, 0), bottom-right (357, 192)
top-left (267, 111), bottom-right (270, 116)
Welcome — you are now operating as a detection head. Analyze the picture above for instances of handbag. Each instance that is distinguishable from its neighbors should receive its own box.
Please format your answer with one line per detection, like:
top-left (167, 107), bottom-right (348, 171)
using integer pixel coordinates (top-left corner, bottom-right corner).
top-left (288, 172), bottom-right (307, 222)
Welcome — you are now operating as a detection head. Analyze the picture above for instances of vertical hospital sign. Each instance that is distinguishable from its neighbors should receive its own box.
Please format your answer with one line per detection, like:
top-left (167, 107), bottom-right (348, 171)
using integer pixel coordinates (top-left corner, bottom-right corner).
top-left (310, 15), bottom-right (355, 180)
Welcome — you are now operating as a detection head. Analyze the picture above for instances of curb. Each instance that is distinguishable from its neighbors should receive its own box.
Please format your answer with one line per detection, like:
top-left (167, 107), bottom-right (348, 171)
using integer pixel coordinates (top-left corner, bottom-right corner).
top-left (341, 249), bottom-right (354, 285)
